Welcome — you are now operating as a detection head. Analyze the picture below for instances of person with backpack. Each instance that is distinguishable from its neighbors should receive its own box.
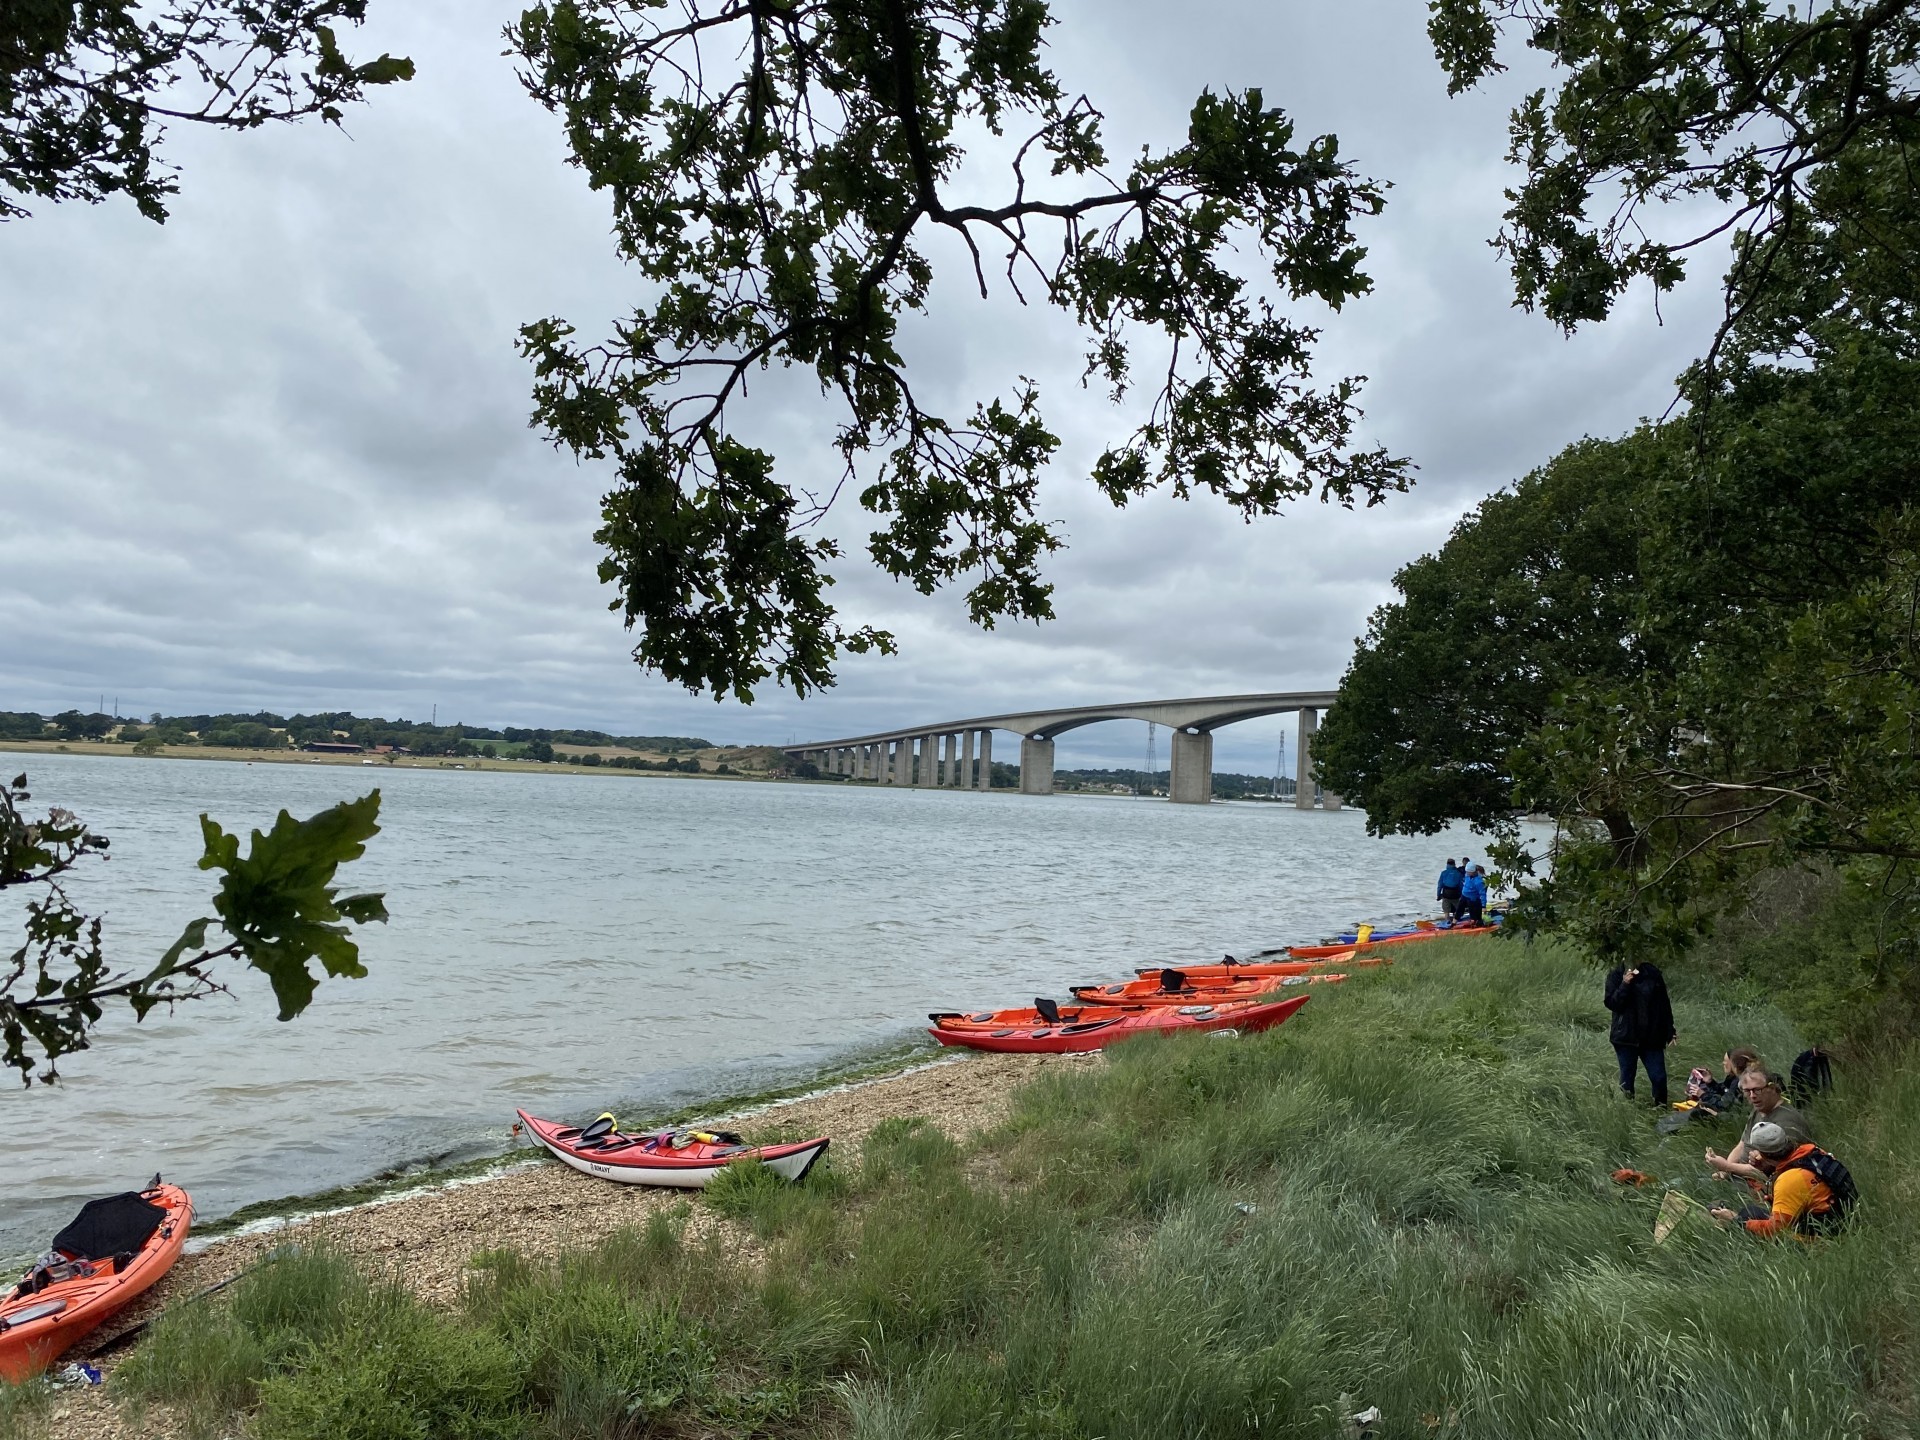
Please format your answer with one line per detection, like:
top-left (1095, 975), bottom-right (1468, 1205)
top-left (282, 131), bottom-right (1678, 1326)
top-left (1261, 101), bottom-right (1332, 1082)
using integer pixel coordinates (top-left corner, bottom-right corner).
top-left (1604, 960), bottom-right (1675, 1105)
top-left (1436, 859), bottom-right (1464, 920)
top-left (1708, 1121), bottom-right (1856, 1237)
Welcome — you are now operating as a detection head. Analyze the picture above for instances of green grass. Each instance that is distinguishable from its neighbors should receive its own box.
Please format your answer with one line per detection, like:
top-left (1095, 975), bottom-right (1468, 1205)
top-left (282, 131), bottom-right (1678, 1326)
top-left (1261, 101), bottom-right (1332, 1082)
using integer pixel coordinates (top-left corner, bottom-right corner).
top-left (0, 1377), bottom-right (49, 1440)
top-left (78, 939), bottom-right (1920, 1439)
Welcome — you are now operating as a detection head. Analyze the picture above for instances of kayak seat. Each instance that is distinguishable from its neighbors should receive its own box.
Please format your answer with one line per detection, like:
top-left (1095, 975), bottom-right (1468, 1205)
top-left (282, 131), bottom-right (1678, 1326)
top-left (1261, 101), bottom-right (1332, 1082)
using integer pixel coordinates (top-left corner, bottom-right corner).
top-left (1034, 998), bottom-right (1063, 1025)
top-left (1158, 969), bottom-right (1188, 993)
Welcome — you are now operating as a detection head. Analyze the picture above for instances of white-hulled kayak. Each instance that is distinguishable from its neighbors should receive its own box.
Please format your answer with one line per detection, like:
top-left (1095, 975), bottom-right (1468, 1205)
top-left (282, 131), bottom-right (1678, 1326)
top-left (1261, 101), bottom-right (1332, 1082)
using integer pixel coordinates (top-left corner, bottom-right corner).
top-left (516, 1111), bottom-right (829, 1188)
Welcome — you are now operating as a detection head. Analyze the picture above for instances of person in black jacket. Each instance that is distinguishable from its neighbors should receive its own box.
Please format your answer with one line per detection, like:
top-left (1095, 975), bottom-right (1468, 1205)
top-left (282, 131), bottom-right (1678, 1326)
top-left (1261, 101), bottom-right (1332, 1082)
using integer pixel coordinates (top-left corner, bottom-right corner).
top-left (1604, 961), bottom-right (1676, 1105)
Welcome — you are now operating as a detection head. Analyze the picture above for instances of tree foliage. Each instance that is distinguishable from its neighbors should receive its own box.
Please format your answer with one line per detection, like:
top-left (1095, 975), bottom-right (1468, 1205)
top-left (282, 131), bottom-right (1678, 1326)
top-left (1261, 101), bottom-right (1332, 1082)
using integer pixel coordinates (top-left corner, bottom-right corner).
top-left (1428, 0), bottom-right (1920, 363)
top-left (0, 773), bottom-right (387, 1083)
top-left (1320, 334), bottom-right (1920, 972)
top-left (1, 0), bottom-right (413, 221)
top-left (508, 0), bottom-right (1409, 701)
top-left (1313, 430), bottom-right (1661, 838)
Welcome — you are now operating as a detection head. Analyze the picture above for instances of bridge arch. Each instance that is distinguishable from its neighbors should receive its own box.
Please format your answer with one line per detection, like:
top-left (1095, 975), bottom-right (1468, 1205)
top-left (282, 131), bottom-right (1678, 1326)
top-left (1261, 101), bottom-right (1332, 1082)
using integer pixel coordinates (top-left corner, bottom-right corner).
top-left (782, 691), bottom-right (1344, 805)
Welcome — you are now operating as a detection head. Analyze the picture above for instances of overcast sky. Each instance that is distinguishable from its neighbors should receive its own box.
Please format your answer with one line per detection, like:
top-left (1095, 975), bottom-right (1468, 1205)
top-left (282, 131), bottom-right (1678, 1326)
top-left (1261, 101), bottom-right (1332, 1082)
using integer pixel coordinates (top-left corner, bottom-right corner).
top-left (0, 1), bottom-right (1722, 774)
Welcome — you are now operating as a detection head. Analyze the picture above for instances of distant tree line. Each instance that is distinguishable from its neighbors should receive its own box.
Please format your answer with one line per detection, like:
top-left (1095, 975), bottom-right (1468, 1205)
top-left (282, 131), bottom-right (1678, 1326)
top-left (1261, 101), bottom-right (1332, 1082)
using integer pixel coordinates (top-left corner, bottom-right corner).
top-left (1051, 768), bottom-right (1298, 800)
top-left (0, 710), bottom-right (712, 759)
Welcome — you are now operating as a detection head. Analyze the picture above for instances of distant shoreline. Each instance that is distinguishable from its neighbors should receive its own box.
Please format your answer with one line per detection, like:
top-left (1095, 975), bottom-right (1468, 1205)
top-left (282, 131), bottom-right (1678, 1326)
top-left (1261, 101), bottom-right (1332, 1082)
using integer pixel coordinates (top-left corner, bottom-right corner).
top-left (0, 738), bottom-right (787, 782)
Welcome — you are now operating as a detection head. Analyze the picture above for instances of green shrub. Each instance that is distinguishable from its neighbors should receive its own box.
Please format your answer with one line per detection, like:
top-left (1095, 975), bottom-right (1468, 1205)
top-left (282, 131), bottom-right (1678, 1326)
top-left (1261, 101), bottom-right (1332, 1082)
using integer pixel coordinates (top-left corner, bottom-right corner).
top-left (251, 1281), bottom-right (524, 1440)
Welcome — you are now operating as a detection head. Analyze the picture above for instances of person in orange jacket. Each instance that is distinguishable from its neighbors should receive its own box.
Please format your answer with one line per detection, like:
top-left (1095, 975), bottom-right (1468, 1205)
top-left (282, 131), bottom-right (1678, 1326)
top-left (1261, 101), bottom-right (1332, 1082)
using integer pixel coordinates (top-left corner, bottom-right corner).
top-left (1708, 1121), bottom-right (1850, 1238)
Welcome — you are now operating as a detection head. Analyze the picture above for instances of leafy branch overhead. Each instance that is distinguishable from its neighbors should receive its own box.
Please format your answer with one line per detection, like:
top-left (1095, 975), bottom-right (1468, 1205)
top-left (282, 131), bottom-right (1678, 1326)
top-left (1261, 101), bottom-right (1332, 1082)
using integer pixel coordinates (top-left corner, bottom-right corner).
top-left (0, 0), bottom-right (414, 221)
top-left (1428, 0), bottom-right (1920, 363)
top-left (511, 0), bottom-right (1409, 702)
top-left (0, 774), bottom-right (387, 1084)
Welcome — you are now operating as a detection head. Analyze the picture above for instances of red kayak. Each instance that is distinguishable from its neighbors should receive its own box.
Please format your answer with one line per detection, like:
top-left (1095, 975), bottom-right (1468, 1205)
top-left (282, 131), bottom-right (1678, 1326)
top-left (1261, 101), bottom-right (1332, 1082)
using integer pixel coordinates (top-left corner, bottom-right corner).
top-left (1140, 954), bottom-right (1391, 982)
top-left (1071, 971), bottom-right (1346, 1006)
top-left (0, 1181), bottom-right (192, 1383)
top-left (1289, 925), bottom-right (1495, 960)
top-left (518, 1111), bottom-right (829, 1188)
top-left (928, 994), bottom-right (1309, 1053)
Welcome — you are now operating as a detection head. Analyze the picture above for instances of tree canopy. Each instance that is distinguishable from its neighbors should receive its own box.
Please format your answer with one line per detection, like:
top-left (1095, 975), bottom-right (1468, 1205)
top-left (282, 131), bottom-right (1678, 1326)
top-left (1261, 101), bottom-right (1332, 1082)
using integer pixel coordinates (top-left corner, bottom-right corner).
top-left (1312, 428), bottom-right (1662, 839)
top-left (1, 0), bottom-right (413, 221)
top-left (1318, 330), bottom-right (1920, 970)
top-left (509, 0), bottom-right (1410, 702)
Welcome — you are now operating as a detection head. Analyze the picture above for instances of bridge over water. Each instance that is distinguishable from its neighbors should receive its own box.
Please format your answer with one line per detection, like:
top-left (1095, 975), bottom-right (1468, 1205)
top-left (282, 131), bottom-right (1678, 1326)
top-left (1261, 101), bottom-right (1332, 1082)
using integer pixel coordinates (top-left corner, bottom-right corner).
top-left (782, 690), bottom-right (1343, 806)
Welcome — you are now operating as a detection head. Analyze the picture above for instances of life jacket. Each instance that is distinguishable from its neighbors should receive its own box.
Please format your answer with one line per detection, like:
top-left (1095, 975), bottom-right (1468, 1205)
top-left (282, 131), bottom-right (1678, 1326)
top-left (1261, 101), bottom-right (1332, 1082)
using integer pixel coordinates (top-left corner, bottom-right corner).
top-left (1774, 1145), bottom-right (1858, 1234)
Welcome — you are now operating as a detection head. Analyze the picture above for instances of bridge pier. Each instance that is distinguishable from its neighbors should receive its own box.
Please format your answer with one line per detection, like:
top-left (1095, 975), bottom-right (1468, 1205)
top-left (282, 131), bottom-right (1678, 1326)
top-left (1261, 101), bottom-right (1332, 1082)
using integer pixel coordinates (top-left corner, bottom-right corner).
top-left (913, 734), bottom-right (934, 787)
top-left (977, 729), bottom-right (993, 789)
top-left (1019, 735), bottom-right (1054, 794)
top-left (1169, 729), bottom-right (1213, 804)
top-left (1295, 708), bottom-right (1318, 810)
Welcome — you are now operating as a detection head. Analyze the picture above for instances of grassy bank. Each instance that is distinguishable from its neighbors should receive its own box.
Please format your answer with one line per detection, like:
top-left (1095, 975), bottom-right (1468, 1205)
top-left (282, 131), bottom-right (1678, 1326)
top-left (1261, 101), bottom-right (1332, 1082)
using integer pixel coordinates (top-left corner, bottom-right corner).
top-left (25, 939), bottom-right (1920, 1439)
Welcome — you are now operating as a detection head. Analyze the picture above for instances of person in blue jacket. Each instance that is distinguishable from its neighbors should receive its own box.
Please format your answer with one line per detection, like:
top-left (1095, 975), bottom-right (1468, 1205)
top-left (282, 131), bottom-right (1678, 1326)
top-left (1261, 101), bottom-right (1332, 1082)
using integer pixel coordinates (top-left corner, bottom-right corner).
top-left (1459, 865), bottom-right (1489, 926)
top-left (1436, 859), bottom-right (1464, 918)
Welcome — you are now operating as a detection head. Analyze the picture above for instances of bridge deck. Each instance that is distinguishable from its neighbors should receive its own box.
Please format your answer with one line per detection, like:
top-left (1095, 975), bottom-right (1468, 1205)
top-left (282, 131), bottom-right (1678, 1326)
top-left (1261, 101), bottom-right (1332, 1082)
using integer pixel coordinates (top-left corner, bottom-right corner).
top-left (780, 690), bottom-right (1339, 752)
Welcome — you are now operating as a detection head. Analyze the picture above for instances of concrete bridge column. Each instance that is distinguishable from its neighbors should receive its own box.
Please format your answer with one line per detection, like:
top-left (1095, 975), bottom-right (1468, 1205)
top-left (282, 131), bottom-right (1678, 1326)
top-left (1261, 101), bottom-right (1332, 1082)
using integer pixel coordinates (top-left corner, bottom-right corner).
top-left (1295, 708), bottom-right (1318, 809)
top-left (914, 735), bottom-right (935, 787)
top-left (894, 739), bottom-right (912, 785)
top-left (977, 730), bottom-right (993, 789)
top-left (860, 744), bottom-right (874, 780)
top-left (1020, 735), bottom-right (1055, 795)
top-left (1169, 728), bottom-right (1213, 804)
top-left (959, 730), bottom-right (975, 789)
top-left (939, 733), bottom-right (955, 786)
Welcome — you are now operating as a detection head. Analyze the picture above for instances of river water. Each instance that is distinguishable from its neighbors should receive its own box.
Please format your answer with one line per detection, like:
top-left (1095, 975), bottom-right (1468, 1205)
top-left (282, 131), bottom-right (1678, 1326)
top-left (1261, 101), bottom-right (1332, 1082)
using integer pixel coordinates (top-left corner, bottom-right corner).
top-left (1, 753), bottom-right (1490, 1258)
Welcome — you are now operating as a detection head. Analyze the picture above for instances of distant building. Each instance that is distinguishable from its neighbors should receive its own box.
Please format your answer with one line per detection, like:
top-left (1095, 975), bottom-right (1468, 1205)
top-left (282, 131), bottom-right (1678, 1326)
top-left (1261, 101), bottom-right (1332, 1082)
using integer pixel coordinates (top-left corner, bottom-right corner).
top-left (302, 741), bottom-right (363, 754)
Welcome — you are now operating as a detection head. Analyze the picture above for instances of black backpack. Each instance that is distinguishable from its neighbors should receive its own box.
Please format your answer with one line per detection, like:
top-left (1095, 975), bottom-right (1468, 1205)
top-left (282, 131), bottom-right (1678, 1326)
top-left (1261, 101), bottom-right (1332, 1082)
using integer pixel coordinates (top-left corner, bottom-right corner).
top-left (1780, 1149), bottom-right (1858, 1233)
top-left (1790, 1047), bottom-right (1834, 1104)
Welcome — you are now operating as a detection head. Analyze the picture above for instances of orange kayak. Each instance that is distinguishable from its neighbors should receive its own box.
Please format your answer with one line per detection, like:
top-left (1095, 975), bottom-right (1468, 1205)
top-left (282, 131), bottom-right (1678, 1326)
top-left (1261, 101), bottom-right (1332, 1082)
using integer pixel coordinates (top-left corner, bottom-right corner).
top-left (0, 1181), bottom-right (191, 1382)
top-left (1289, 925), bottom-right (1495, 960)
top-left (928, 994), bottom-right (1309, 1053)
top-left (1140, 954), bottom-right (1392, 982)
top-left (1071, 972), bottom-right (1346, 1006)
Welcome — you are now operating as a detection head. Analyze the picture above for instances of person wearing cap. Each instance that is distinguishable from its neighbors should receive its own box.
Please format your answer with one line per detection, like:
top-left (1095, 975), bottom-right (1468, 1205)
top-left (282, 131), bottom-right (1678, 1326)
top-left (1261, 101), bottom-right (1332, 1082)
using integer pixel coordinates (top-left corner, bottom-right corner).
top-left (1705, 1065), bottom-right (1812, 1184)
top-left (1708, 1122), bottom-right (1842, 1237)
top-left (1436, 859), bottom-right (1464, 920)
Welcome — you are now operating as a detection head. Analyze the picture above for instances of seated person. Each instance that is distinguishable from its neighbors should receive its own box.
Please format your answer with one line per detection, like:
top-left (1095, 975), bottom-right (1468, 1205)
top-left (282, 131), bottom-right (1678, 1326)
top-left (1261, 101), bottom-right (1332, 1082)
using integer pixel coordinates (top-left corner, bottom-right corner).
top-left (1694, 1045), bottom-right (1762, 1116)
top-left (1708, 1122), bottom-right (1849, 1237)
top-left (1705, 1065), bottom-right (1811, 1185)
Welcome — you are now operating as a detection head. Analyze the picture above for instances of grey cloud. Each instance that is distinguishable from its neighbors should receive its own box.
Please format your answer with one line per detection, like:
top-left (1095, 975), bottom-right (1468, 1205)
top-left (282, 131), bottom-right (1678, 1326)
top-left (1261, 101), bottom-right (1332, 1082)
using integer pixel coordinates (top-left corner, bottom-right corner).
top-left (1, 0), bottom-right (1717, 760)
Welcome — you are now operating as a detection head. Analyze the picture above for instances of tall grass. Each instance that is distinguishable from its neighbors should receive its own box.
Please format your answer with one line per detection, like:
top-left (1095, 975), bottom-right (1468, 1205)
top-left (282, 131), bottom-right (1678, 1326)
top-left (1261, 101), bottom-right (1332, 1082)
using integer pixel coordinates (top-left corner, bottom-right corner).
top-left (90, 939), bottom-right (1920, 1439)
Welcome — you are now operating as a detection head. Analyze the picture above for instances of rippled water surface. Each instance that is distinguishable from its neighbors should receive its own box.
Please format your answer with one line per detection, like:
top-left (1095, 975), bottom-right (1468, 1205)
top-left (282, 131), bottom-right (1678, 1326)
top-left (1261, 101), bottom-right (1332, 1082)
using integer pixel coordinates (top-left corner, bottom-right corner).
top-left (2, 753), bottom-right (1492, 1255)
